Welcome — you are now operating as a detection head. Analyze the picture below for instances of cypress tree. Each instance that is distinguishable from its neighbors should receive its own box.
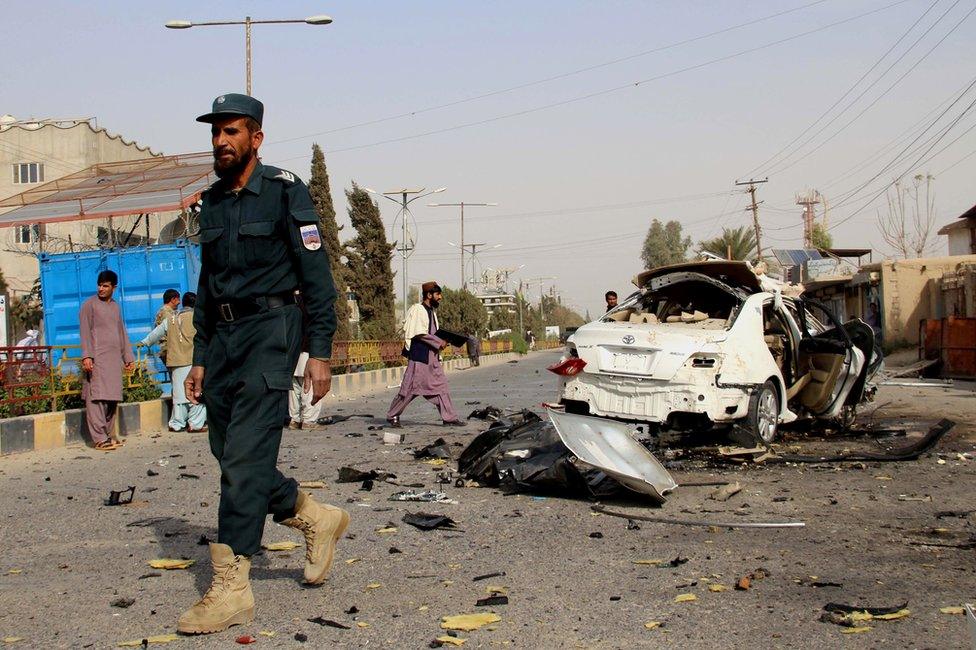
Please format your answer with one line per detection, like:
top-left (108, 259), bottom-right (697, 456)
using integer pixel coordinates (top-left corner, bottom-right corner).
top-left (308, 144), bottom-right (350, 340)
top-left (344, 183), bottom-right (397, 340)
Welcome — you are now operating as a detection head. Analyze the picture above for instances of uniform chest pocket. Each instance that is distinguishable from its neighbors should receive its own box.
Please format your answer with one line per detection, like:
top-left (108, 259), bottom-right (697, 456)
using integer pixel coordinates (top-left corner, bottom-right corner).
top-left (238, 219), bottom-right (280, 266)
top-left (198, 226), bottom-right (226, 266)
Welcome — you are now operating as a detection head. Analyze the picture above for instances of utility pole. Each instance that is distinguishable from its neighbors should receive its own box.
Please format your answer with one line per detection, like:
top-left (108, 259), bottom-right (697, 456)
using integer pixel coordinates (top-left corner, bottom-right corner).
top-left (523, 276), bottom-right (556, 325)
top-left (795, 189), bottom-right (822, 248)
top-left (365, 186), bottom-right (446, 320)
top-left (428, 201), bottom-right (497, 288)
top-left (735, 178), bottom-right (767, 260)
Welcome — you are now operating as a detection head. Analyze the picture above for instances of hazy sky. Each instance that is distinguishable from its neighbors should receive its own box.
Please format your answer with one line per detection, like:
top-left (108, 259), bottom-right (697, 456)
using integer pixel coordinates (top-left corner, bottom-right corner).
top-left (4, 1), bottom-right (975, 315)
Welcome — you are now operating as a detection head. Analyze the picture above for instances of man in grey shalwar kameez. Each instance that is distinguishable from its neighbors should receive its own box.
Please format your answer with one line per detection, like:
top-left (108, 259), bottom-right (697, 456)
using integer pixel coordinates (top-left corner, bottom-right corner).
top-left (79, 270), bottom-right (134, 450)
top-left (386, 281), bottom-right (465, 428)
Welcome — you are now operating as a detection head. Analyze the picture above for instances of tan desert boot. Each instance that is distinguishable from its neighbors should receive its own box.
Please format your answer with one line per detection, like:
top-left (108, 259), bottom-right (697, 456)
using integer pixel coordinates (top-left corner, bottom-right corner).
top-left (281, 491), bottom-right (351, 584)
top-left (177, 543), bottom-right (254, 634)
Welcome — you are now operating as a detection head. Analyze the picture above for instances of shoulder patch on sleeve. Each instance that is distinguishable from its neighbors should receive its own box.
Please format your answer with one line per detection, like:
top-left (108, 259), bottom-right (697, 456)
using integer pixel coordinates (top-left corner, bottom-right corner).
top-left (299, 224), bottom-right (322, 250)
top-left (262, 165), bottom-right (299, 184)
top-left (276, 170), bottom-right (296, 184)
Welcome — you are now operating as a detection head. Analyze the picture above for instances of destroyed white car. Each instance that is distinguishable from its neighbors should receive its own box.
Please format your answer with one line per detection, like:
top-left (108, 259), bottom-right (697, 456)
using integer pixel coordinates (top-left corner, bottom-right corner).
top-left (550, 261), bottom-right (881, 443)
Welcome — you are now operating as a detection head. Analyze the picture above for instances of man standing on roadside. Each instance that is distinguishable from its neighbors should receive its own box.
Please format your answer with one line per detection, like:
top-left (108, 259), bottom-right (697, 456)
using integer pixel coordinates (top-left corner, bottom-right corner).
top-left (79, 270), bottom-right (134, 451)
top-left (386, 281), bottom-right (465, 428)
top-left (154, 289), bottom-right (181, 362)
top-left (141, 292), bottom-right (207, 433)
top-left (178, 93), bottom-right (349, 635)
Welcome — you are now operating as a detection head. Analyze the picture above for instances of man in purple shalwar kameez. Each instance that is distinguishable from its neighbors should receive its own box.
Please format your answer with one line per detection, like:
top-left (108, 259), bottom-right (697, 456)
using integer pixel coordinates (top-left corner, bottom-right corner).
top-left (79, 270), bottom-right (135, 451)
top-left (386, 281), bottom-right (466, 428)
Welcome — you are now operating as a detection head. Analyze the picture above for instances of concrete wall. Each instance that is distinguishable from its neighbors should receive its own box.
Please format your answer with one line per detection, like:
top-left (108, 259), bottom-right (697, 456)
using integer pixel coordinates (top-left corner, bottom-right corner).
top-left (0, 120), bottom-right (159, 295)
top-left (880, 255), bottom-right (976, 345)
top-left (947, 229), bottom-right (975, 256)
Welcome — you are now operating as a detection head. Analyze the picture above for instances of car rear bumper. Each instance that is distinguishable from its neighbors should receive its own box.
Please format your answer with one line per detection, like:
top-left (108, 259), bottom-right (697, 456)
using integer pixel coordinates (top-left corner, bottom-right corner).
top-left (558, 373), bottom-right (751, 424)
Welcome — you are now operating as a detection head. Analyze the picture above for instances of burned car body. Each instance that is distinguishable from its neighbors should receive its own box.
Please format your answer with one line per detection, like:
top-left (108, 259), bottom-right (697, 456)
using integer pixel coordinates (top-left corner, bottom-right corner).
top-left (551, 261), bottom-right (881, 442)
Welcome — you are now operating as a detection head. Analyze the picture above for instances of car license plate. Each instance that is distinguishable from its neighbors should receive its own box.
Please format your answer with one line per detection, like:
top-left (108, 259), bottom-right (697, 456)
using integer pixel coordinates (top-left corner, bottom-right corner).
top-left (611, 352), bottom-right (647, 373)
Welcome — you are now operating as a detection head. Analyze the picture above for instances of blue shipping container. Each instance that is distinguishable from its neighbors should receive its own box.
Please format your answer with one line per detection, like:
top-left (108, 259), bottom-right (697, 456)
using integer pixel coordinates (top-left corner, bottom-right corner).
top-left (38, 241), bottom-right (202, 385)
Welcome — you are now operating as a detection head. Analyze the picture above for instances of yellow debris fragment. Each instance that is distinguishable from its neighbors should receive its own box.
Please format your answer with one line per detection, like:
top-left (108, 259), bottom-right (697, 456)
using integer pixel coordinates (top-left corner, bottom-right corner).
top-left (708, 584), bottom-right (730, 593)
top-left (3, 638), bottom-right (23, 644)
top-left (940, 606), bottom-right (965, 615)
top-left (375, 526), bottom-right (398, 534)
top-left (419, 605), bottom-right (430, 612)
top-left (7, 570), bottom-right (22, 575)
top-left (874, 609), bottom-right (910, 621)
top-left (486, 585), bottom-right (508, 596)
top-left (259, 630), bottom-right (275, 637)
top-left (435, 636), bottom-right (466, 646)
top-left (449, 563), bottom-right (462, 570)
top-left (442, 580), bottom-right (455, 587)
top-left (366, 583), bottom-right (382, 590)
top-left (424, 458), bottom-right (448, 467)
top-left (117, 634), bottom-right (180, 646)
top-left (345, 558), bottom-right (362, 565)
top-left (262, 541), bottom-right (300, 551)
top-left (298, 480), bottom-right (327, 489)
top-left (357, 622), bottom-right (369, 628)
top-left (643, 621), bottom-right (662, 630)
top-left (840, 627), bottom-right (872, 634)
top-left (632, 559), bottom-right (664, 565)
top-left (674, 594), bottom-right (697, 603)
top-left (147, 559), bottom-right (194, 570)
top-left (848, 611), bottom-right (874, 623)
top-left (440, 613), bottom-right (501, 631)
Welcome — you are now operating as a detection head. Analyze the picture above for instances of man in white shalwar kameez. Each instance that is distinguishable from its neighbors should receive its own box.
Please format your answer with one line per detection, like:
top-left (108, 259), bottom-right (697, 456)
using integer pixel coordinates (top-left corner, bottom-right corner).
top-left (386, 281), bottom-right (464, 428)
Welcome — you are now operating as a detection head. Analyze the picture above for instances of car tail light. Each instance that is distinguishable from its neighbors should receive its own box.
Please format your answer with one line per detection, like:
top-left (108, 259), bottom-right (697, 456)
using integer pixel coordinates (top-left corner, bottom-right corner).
top-left (548, 358), bottom-right (587, 376)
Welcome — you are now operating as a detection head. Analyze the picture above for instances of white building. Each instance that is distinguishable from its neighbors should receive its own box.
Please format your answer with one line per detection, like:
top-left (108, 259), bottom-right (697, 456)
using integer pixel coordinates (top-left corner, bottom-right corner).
top-left (0, 115), bottom-right (160, 295)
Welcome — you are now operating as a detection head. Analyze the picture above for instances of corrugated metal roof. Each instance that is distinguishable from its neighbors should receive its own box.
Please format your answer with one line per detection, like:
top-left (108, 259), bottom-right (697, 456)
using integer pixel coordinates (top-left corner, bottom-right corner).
top-left (0, 152), bottom-right (214, 227)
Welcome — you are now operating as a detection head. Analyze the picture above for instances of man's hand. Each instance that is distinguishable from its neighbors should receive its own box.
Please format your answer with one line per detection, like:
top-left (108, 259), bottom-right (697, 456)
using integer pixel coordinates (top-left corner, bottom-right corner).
top-left (185, 365), bottom-right (205, 405)
top-left (303, 357), bottom-right (332, 405)
top-left (82, 357), bottom-right (94, 374)
top-left (124, 362), bottom-right (135, 372)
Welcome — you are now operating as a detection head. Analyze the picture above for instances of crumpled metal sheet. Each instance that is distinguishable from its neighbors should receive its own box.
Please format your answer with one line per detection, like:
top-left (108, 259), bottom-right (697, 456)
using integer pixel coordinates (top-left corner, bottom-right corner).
top-left (547, 409), bottom-right (677, 504)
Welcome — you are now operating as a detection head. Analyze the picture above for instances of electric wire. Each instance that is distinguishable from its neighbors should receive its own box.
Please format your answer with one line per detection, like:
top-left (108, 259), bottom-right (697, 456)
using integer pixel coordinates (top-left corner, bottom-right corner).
top-left (264, 0), bottom-right (835, 148)
top-left (268, 0), bottom-right (912, 163)
top-left (746, 0), bottom-right (944, 177)
top-left (762, 0), bottom-right (973, 177)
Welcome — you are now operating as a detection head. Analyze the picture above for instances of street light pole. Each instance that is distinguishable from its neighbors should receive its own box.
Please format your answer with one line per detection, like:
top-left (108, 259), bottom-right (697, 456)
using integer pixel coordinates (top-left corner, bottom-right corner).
top-left (165, 14), bottom-right (333, 95)
top-left (428, 201), bottom-right (497, 289)
top-left (365, 186), bottom-right (445, 320)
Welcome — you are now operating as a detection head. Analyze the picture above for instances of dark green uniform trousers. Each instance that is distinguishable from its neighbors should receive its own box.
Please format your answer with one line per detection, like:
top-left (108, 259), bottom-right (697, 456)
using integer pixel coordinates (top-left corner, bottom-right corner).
top-left (203, 304), bottom-right (302, 556)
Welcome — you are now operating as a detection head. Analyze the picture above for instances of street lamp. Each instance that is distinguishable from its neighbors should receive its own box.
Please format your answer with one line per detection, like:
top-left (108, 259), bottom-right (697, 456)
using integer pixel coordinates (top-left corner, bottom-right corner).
top-left (165, 14), bottom-right (333, 95)
top-left (365, 186), bottom-right (446, 319)
top-left (428, 201), bottom-right (497, 289)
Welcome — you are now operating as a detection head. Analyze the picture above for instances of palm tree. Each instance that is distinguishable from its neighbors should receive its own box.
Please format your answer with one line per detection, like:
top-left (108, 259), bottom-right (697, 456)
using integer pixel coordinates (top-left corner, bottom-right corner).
top-left (698, 226), bottom-right (758, 261)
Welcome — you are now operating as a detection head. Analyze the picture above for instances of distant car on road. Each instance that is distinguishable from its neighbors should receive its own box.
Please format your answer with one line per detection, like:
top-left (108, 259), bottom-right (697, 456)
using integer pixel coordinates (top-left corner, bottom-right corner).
top-left (549, 260), bottom-right (882, 443)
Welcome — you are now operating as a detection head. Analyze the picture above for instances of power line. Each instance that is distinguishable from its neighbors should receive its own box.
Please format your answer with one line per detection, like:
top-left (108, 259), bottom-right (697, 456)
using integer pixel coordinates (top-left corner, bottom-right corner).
top-left (269, 0), bottom-right (912, 163)
top-left (828, 90), bottom-right (976, 231)
top-left (764, 0), bottom-right (975, 177)
top-left (746, 0), bottom-right (944, 177)
top-left (264, 0), bottom-right (834, 148)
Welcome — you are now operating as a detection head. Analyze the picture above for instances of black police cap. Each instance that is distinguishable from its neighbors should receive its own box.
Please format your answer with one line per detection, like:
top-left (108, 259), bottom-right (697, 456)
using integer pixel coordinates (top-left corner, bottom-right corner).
top-left (196, 93), bottom-right (264, 126)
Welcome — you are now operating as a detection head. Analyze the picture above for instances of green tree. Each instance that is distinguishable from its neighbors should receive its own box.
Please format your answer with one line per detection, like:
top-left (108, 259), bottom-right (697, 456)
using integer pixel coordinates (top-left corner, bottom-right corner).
top-left (344, 183), bottom-right (397, 340)
top-left (437, 287), bottom-right (488, 336)
top-left (309, 144), bottom-right (351, 340)
top-left (641, 219), bottom-right (691, 270)
top-left (541, 295), bottom-right (585, 330)
top-left (699, 226), bottom-right (758, 261)
top-left (810, 222), bottom-right (833, 250)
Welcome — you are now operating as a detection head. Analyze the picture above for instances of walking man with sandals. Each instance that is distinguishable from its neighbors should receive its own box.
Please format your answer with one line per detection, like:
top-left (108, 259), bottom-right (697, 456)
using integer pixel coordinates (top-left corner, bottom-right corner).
top-left (178, 93), bottom-right (349, 635)
top-left (79, 269), bottom-right (134, 451)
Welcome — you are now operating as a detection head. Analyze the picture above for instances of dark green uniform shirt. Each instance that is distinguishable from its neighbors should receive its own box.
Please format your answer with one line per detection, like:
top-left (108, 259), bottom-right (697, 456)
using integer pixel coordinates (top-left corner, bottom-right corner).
top-left (192, 161), bottom-right (337, 365)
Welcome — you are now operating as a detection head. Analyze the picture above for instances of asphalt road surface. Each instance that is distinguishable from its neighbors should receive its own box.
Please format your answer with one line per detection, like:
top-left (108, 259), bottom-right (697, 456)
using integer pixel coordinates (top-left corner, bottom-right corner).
top-left (1, 351), bottom-right (974, 649)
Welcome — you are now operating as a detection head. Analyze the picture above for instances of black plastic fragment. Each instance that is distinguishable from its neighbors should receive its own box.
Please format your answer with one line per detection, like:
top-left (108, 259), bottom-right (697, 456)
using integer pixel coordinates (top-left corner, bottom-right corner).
top-left (473, 571), bottom-right (506, 582)
top-left (402, 512), bottom-right (457, 531)
top-left (105, 486), bottom-right (136, 506)
top-left (308, 616), bottom-right (350, 630)
top-left (476, 595), bottom-right (509, 607)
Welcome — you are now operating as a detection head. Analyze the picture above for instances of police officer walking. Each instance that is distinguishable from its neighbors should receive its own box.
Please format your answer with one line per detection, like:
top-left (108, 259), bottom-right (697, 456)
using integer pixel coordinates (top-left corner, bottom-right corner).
top-left (179, 93), bottom-right (350, 635)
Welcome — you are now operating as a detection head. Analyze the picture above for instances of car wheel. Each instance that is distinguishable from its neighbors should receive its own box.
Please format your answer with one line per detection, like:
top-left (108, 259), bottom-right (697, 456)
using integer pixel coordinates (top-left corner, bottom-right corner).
top-left (748, 380), bottom-right (780, 444)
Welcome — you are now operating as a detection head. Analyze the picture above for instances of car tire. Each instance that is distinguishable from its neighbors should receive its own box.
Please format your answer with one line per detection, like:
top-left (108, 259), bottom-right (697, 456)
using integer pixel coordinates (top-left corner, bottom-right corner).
top-left (748, 380), bottom-right (780, 444)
